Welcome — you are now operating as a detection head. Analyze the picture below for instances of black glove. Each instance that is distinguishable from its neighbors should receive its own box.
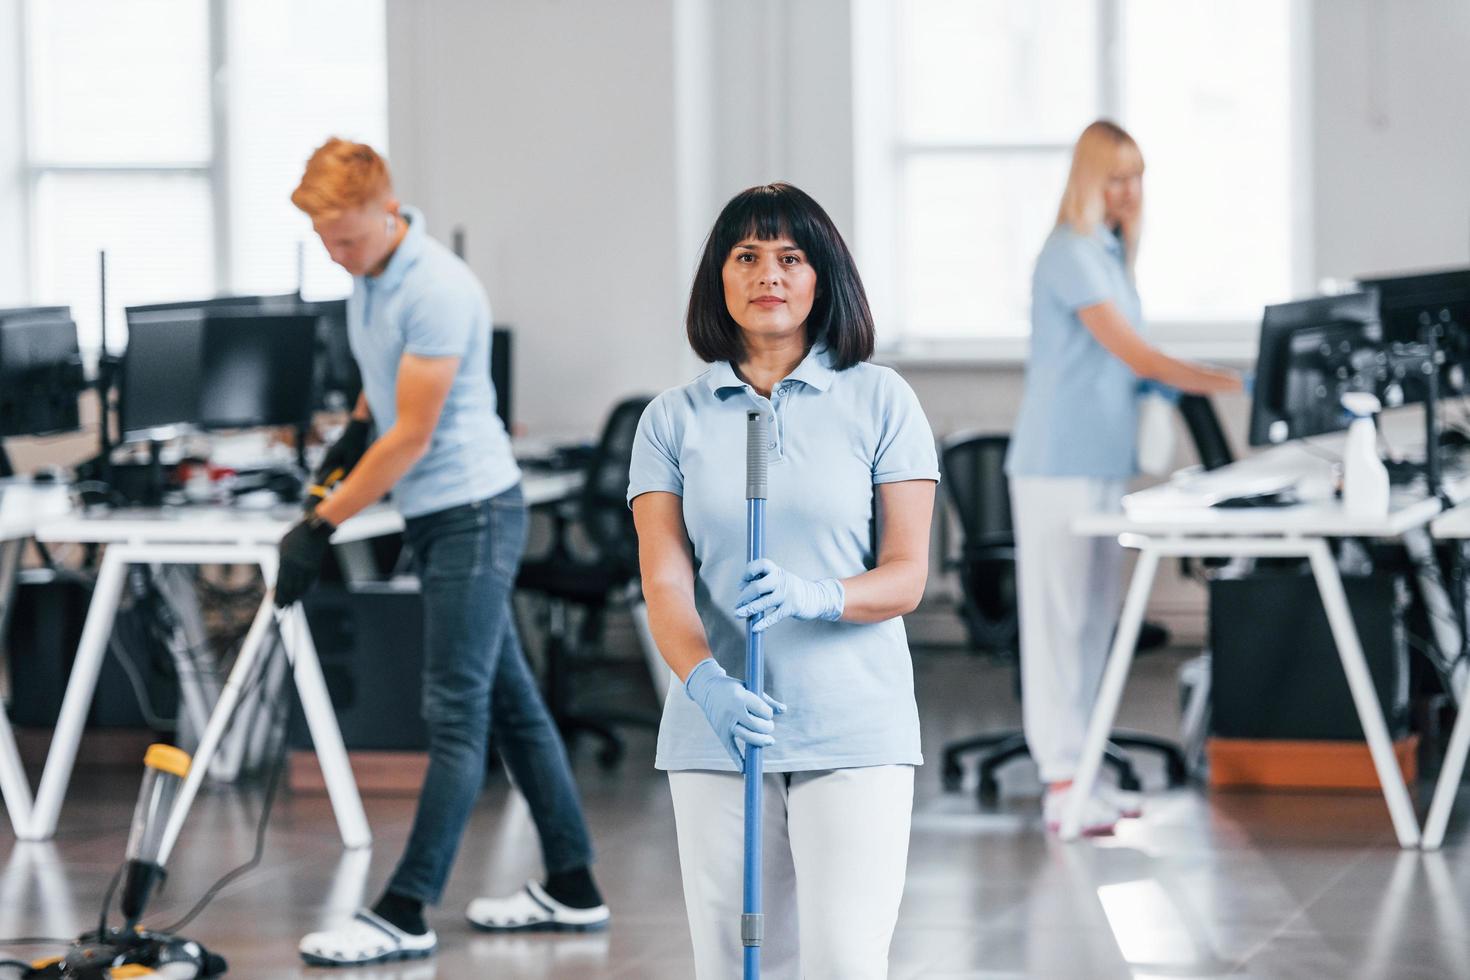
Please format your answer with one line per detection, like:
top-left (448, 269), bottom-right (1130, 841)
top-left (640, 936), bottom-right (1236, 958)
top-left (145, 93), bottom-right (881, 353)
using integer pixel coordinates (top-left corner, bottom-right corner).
top-left (311, 418), bottom-right (372, 497)
top-left (274, 514), bottom-right (336, 608)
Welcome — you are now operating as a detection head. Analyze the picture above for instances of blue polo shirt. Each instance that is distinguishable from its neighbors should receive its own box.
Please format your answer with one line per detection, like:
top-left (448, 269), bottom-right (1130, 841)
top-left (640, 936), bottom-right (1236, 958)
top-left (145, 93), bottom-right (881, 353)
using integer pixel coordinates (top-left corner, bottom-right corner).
top-left (627, 346), bottom-right (940, 773)
top-left (1006, 224), bottom-right (1144, 480)
top-left (346, 206), bottom-right (519, 518)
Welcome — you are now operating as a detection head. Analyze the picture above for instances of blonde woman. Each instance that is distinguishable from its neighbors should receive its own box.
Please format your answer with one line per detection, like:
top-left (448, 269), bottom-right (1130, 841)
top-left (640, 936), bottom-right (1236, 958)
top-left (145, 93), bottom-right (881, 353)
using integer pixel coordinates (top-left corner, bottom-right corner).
top-left (1005, 120), bottom-right (1241, 835)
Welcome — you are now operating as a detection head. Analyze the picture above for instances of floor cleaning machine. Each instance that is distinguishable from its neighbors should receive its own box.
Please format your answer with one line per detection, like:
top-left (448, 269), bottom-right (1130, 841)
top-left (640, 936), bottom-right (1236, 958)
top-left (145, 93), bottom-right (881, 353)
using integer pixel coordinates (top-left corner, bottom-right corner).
top-left (21, 744), bottom-right (227, 978)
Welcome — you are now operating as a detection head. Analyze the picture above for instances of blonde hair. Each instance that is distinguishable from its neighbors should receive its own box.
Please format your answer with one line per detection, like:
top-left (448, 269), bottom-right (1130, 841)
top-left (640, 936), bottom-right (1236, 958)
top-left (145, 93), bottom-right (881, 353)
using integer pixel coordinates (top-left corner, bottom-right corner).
top-left (290, 138), bottom-right (394, 219)
top-left (1055, 120), bottom-right (1145, 265)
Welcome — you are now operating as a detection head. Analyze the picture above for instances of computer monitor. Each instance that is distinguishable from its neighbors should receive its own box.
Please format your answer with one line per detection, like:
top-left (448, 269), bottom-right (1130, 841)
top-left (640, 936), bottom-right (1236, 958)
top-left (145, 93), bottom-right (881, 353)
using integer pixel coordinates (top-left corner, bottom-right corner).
top-left (1357, 267), bottom-right (1470, 392)
top-left (298, 299), bottom-right (360, 411)
top-left (120, 307), bottom-right (207, 438)
top-left (1248, 291), bottom-right (1386, 447)
top-left (198, 312), bottom-right (318, 429)
top-left (0, 307), bottom-right (85, 439)
top-left (492, 326), bottom-right (512, 433)
top-left (0, 305), bottom-right (70, 320)
top-left (125, 293), bottom-right (301, 317)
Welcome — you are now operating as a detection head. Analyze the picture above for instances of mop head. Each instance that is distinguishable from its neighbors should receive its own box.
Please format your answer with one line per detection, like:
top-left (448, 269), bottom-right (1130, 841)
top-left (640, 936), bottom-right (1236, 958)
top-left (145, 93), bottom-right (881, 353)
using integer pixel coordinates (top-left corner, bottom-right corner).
top-left (21, 929), bottom-right (228, 979)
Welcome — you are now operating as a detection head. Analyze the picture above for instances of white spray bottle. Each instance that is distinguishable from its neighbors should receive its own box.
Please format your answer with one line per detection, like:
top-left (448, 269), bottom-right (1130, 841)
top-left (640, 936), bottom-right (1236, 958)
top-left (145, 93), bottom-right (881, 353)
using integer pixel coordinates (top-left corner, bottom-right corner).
top-left (1341, 392), bottom-right (1389, 518)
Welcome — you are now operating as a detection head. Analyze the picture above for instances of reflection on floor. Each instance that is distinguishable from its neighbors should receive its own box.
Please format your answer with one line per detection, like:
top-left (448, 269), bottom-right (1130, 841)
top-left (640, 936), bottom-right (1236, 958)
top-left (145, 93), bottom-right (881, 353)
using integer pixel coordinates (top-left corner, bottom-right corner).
top-left (1, 648), bottom-right (1467, 979)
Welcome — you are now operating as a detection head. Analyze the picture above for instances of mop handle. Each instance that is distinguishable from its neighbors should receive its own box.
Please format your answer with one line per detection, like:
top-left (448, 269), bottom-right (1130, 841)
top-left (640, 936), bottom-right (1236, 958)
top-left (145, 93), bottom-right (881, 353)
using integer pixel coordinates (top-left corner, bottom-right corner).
top-left (743, 410), bottom-right (768, 979)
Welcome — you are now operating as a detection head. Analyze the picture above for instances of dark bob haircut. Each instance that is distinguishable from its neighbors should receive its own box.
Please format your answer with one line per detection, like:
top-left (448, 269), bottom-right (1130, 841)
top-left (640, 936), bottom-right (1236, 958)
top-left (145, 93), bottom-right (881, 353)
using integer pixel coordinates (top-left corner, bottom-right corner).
top-left (685, 182), bottom-right (875, 370)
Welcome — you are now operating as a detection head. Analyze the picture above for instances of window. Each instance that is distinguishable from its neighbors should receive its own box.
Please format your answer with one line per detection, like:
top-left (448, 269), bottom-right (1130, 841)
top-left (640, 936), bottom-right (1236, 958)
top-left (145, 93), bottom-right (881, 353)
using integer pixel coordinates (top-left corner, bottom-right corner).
top-left (855, 0), bottom-right (1305, 347)
top-left (22, 0), bottom-right (387, 351)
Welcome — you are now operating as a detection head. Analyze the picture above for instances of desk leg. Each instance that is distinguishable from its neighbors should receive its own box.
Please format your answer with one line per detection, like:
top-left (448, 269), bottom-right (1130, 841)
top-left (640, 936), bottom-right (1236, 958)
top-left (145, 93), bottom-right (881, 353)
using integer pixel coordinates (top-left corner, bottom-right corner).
top-left (280, 605), bottom-right (370, 849)
top-left (1421, 670), bottom-right (1470, 849)
top-left (155, 592), bottom-right (278, 866)
top-left (1061, 546), bottom-right (1160, 842)
top-left (0, 540), bottom-right (33, 835)
top-left (26, 550), bottom-right (129, 841)
top-left (1306, 541), bottom-right (1421, 848)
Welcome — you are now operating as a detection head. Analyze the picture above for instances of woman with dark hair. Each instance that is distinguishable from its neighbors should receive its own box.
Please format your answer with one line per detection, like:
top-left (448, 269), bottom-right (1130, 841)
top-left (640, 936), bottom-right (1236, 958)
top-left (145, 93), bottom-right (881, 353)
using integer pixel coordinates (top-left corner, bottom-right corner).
top-left (628, 183), bottom-right (938, 978)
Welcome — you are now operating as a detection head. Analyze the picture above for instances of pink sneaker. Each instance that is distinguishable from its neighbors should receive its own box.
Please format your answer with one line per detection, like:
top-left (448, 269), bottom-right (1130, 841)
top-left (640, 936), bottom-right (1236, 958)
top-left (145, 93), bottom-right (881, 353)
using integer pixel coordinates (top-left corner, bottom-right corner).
top-left (1043, 786), bottom-right (1121, 837)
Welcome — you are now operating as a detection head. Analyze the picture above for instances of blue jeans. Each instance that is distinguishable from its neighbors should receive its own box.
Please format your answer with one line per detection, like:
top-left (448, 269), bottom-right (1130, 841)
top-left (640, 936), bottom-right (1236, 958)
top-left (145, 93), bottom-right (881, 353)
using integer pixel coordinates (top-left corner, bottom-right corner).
top-left (387, 485), bottom-right (596, 904)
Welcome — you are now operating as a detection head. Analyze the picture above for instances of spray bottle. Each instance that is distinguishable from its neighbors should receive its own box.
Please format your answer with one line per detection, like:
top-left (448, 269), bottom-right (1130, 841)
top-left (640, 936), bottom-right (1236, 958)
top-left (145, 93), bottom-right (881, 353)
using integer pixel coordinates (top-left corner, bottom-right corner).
top-left (1341, 392), bottom-right (1389, 519)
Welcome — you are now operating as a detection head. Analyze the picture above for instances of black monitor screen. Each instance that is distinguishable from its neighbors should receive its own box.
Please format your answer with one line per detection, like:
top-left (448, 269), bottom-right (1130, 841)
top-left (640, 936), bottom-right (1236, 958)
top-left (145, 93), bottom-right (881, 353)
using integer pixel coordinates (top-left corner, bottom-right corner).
top-left (1357, 268), bottom-right (1470, 393)
top-left (299, 299), bottom-right (359, 411)
top-left (199, 313), bottom-right (317, 429)
top-left (0, 309), bottom-right (84, 438)
top-left (1249, 291), bottom-right (1385, 447)
top-left (120, 309), bottom-right (207, 436)
top-left (492, 326), bottom-right (512, 433)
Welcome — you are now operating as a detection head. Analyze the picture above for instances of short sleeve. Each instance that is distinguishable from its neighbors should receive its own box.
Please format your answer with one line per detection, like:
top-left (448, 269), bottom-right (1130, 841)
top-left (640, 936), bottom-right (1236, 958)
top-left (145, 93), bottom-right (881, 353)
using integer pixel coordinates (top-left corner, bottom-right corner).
top-left (873, 370), bottom-right (940, 485)
top-left (1040, 232), bottom-right (1115, 312)
top-left (627, 395), bottom-right (684, 504)
top-left (402, 280), bottom-right (480, 358)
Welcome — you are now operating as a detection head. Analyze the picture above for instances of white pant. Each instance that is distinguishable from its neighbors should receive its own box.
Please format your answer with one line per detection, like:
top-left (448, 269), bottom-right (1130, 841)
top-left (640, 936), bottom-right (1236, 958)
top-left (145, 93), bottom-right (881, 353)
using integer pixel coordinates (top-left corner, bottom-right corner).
top-left (668, 765), bottom-right (914, 980)
top-left (1011, 476), bottom-right (1126, 783)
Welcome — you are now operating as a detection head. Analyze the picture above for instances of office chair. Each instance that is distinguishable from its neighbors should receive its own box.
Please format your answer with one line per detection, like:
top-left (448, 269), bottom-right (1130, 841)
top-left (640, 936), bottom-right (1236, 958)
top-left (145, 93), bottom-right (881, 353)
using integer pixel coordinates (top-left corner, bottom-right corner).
top-left (1175, 393), bottom-right (1239, 771)
top-left (1178, 393), bottom-right (1234, 471)
top-left (937, 432), bottom-right (1188, 803)
top-left (516, 395), bottom-right (659, 768)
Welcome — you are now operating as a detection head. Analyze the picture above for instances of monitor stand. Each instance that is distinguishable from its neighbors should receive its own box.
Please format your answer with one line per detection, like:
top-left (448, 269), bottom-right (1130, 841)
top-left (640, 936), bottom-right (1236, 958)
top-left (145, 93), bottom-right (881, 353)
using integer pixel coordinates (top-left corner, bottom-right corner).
top-left (142, 439), bottom-right (166, 507)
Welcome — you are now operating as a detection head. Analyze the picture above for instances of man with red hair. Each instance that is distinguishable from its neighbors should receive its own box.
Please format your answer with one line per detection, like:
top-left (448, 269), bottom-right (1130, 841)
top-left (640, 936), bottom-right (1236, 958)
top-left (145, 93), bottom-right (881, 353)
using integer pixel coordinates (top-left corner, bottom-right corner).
top-left (282, 138), bottom-right (609, 967)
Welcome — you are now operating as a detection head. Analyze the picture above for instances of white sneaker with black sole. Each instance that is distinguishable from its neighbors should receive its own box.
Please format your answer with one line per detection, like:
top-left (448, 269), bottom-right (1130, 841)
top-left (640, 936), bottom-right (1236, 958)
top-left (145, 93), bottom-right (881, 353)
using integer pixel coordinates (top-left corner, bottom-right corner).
top-left (466, 880), bottom-right (611, 932)
top-left (298, 909), bottom-right (438, 967)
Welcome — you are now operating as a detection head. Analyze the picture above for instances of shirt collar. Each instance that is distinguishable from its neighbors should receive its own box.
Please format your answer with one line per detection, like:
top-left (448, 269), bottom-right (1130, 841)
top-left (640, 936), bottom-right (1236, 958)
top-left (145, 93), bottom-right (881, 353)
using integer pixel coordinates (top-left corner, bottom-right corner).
top-left (703, 344), bottom-right (838, 397)
top-left (364, 205), bottom-right (426, 292)
top-left (1092, 222), bottom-right (1125, 258)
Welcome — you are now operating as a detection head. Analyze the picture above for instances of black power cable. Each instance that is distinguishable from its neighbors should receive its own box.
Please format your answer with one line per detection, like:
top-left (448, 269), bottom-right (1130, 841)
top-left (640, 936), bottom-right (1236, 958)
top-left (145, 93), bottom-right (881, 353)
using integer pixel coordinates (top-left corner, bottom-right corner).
top-left (150, 617), bottom-right (294, 935)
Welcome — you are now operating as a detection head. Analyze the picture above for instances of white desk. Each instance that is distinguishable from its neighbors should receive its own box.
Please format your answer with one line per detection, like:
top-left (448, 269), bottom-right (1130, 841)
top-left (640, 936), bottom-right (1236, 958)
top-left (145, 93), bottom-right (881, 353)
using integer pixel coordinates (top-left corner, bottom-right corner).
top-left (1060, 444), bottom-right (1446, 847)
top-left (21, 468), bottom-right (584, 846)
top-left (0, 484), bottom-right (72, 836)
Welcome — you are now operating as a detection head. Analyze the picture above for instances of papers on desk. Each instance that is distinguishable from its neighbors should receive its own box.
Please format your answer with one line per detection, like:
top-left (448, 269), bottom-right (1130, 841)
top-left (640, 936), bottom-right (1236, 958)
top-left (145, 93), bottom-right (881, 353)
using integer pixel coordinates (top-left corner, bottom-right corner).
top-left (1126, 470), bottom-right (1302, 511)
top-left (1125, 447), bottom-right (1343, 513)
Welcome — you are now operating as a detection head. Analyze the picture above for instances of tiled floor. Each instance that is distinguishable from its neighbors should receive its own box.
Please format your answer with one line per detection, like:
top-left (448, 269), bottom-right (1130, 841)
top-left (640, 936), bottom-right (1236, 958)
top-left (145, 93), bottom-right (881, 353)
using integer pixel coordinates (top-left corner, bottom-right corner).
top-left (2, 647), bottom-right (1468, 978)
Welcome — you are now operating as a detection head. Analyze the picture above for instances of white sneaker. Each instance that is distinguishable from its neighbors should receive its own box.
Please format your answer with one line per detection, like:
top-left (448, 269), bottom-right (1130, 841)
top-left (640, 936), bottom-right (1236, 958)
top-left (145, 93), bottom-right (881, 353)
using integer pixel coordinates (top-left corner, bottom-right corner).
top-left (299, 909), bottom-right (438, 967)
top-left (1099, 783), bottom-right (1144, 819)
top-left (466, 880), bottom-right (611, 933)
top-left (1043, 786), bottom-right (1121, 837)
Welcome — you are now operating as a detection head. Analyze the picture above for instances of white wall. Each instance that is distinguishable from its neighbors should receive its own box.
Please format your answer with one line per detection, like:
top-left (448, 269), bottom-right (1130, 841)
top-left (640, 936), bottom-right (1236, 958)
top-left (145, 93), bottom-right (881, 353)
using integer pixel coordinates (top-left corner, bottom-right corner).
top-left (384, 0), bottom-right (688, 436)
top-left (1312, 0), bottom-right (1470, 280)
top-left (0, 0), bottom-right (28, 306)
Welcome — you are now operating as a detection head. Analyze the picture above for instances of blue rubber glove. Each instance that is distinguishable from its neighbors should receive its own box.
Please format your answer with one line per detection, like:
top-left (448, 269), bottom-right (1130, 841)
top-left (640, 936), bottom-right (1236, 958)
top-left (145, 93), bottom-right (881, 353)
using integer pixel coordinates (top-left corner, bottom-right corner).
top-left (683, 658), bottom-right (786, 767)
top-left (734, 558), bottom-right (845, 633)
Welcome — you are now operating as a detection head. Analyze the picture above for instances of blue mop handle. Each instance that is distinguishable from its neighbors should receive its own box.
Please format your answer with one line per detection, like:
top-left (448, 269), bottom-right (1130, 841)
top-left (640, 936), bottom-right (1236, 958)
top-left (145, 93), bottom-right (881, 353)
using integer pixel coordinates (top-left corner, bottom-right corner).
top-left (743, 410), bottom-right (768, 980)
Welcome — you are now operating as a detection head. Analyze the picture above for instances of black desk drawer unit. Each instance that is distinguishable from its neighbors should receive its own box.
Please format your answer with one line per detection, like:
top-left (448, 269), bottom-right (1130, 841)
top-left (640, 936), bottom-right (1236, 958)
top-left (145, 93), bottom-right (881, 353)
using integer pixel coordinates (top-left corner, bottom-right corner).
top-left (289, 585), bottom-right (428, 751)
top-left (1208, 571), bottom-right (1409, 741)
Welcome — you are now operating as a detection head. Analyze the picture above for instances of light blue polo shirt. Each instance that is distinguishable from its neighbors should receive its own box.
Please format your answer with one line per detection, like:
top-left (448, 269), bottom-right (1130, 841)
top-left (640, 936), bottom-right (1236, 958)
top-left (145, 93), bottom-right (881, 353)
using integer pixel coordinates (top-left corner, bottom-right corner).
top-left (1006, 224), bottom-right (1144, 480)
top-left (347, 206), bottom-right (519, 518)
top-left (628, 345), bottom-right (940, 773)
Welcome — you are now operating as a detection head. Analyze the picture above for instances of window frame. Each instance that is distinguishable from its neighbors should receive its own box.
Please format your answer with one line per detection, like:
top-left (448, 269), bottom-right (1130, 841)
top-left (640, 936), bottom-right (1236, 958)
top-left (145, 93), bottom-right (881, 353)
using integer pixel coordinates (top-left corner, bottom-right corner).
top-left (20, 0), bottom-right (233, 349)
top-left (858, 0), bottom-right (1312, 363)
